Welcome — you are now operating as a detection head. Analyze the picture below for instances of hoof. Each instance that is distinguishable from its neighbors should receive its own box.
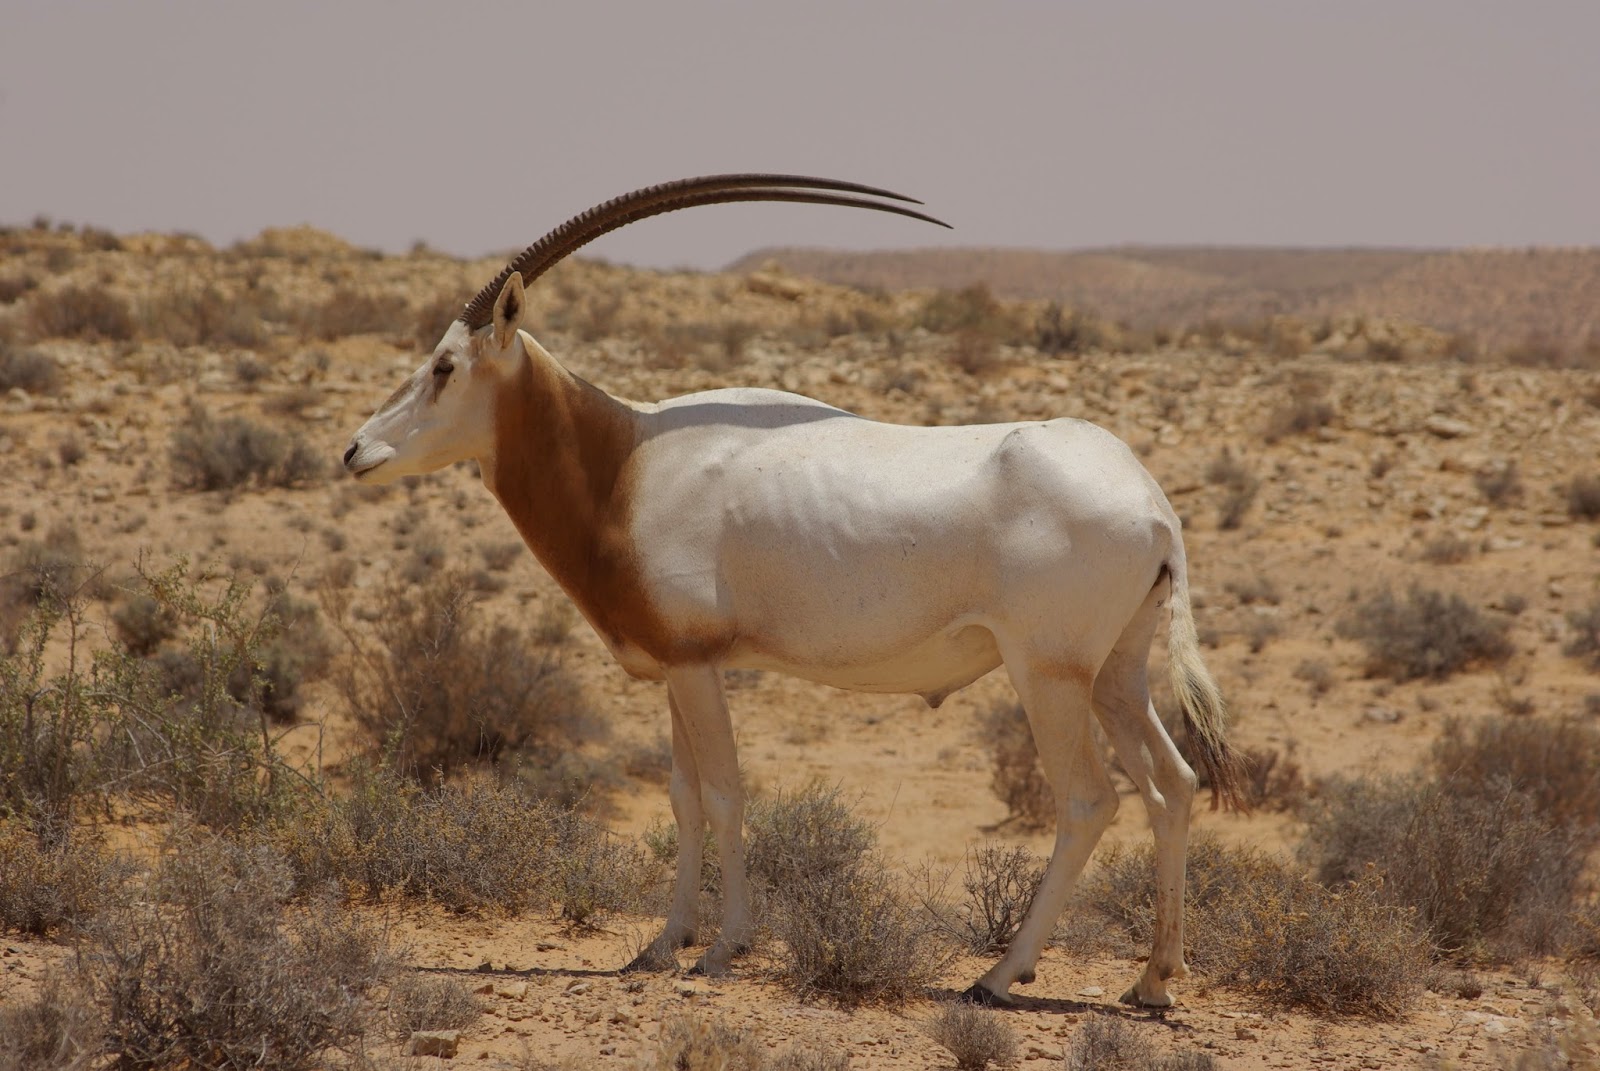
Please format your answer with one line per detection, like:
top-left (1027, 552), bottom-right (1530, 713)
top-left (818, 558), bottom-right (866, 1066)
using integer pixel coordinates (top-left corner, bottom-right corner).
top-left (621, 946), bottom-right (679, 974)
top-left (1119, 986), bottom-right (1174, 1009)
top-left (958, 983), bottom-right (1011, 1007)
top-left (1016, 969), bottom-right (1036, 986)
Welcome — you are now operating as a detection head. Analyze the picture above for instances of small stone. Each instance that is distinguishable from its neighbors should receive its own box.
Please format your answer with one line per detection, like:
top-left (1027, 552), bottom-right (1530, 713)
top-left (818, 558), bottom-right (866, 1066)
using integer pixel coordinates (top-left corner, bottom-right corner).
top-left (1076, 986), bottom-right (1104, 998)
top-left (565, 981), bottom-right (591, 995)
top-left (495, 981), bottom-right (528, 1001)
top-left (1424, 416), bottom-right (1475, 439)
top-left (1363, 706), bottom-right (1401, 725)
top-left (408, 1030), bottom-right (460, 1058)
top-left (1234, 1025), bottom-right (1257, 1040)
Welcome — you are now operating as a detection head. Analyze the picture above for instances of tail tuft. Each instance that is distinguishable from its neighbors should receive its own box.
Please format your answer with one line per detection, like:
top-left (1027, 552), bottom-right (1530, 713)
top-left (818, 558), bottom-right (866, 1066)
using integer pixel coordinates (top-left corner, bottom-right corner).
top-left (1164, 563), bottom-right (1248, 813)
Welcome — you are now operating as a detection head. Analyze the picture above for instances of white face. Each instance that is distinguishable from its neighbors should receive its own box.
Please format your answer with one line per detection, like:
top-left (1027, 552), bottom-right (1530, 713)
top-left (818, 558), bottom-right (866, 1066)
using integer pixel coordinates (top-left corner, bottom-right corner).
top-left (341, 320), bottom-right (506, 483)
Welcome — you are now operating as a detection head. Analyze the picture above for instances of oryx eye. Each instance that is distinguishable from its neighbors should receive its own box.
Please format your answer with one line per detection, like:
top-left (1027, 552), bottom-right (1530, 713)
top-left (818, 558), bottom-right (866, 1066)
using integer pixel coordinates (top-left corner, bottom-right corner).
top-left (433, 358), bottom-right (454, 377)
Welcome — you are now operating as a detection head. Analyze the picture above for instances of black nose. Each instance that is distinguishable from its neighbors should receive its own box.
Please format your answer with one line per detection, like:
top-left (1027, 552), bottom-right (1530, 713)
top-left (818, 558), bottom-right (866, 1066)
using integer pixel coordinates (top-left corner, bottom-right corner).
top-left (343, 441), bottom-right (359, 466)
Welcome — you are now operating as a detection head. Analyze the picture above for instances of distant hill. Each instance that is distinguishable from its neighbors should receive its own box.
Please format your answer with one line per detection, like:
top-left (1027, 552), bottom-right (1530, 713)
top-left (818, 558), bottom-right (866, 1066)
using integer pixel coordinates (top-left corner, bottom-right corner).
top-left (728, 246), bottom-right (1600, 355)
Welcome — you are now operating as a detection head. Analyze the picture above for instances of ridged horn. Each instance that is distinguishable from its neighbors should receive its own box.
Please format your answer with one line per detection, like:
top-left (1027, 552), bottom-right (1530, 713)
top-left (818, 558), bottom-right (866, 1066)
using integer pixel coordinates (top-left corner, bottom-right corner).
top-left (459, 174), bottom-right (949, 331)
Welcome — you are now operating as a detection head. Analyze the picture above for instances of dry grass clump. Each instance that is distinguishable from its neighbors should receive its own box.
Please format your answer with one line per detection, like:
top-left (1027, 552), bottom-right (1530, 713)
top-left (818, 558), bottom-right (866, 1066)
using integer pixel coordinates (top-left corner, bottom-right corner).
top-left (79, 833), bottom-right (393, 1071)
top-left (982, 701), bottom-right (1052, 831)
top-left (168, 401), bottom-right (325, 491)
top-left (918, 843), bottom-right (1044, 954)
top-left (1568, 475), bottom-right (1600, 520)
top-left (1337, 584), bottom-right (1512, 681)
top-left (1088, 835), bottom-right (1426, 1018)
top-left (275, 763), bottom-right (650, 921)
top-left (925, 1002), bottom-right (1019, 1070)
top-left (1065, 1015), bottom-right (1215, 1071)
top-left (26, 284), bottom-right (136, 341)
top-left (1475, 460), bottom-right (1524, 506)
top-left (5, 523), bottom-right (94, 607)
top-left (298, 287), bottom-right (393, 340)
top-left (413, 290), bottom-right (464, 350)
top-left (916, 284), bottom-right (1024, 341)
top-left (1204, 447), bottom-right (1259, 531)
top-left (651, 1011), bottom-right (764, 1071)
top-left (1567, 598), bottom-right (1600, 669)
top-left (0, 973), bottom-right (100, 1071)
top-left (385, 973), bottom-right (484, 1037)
top-left (0, 822), bottom-right (131, 936)
top-left (0, 343), bottom-right (62, 394)
top-left (747, 783), bottom-right (954, 1006)
top-left (1263, 374), bottom-right (1335, 442)
top-left (1303, 769), bottom-right (1586, 959)
top-left (139, 283), bottom-right (269, 348)
top-left (1431, 715), bottom-right (1600, 836)
top-left (328, 569), bottom-right (596, 787)
top-left (1034, 301), bottom-right (1104, 356)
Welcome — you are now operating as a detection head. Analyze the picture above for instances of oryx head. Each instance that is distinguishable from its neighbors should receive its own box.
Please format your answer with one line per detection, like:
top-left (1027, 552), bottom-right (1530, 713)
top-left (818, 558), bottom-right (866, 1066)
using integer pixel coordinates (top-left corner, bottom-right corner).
top-left (341, 174), bottom-right (948, 483)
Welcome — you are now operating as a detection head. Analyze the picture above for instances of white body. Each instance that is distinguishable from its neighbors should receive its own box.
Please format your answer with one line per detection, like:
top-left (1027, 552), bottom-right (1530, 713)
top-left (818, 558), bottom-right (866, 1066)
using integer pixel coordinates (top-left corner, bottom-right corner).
top-left (343, 278), bottom-right (1240, 1006)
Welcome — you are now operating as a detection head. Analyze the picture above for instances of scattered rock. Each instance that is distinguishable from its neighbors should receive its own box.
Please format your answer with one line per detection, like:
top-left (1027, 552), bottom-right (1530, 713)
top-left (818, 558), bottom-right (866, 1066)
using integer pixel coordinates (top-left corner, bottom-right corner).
top-left (407, 1030), bottom-right (460, 1058)
top-left (1363, 706), bottom-right (1402, 725)
top-left (495, 981), bottom-right (528, 1001)
top-left (1424, 416), bottom-right (1475, 439)
top-left (1075, 986), bottom-right (1104, 998)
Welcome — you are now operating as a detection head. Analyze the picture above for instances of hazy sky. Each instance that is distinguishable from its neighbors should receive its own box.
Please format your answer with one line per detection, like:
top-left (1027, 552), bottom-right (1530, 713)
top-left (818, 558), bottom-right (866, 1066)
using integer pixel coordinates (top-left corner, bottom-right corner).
top-left (4, 1), bottom-right (1597, 269)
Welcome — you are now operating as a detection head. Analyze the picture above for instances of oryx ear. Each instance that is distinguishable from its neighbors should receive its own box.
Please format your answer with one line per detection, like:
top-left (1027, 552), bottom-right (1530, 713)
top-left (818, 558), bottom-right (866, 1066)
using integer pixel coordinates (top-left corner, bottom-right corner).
top-left (492, 273), bottom-right (525, 350)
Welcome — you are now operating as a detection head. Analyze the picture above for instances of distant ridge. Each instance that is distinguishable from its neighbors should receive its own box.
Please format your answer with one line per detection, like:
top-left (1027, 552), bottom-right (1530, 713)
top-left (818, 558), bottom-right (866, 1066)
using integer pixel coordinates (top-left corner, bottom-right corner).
top-left (728, 246), bottom-right (1600, 353)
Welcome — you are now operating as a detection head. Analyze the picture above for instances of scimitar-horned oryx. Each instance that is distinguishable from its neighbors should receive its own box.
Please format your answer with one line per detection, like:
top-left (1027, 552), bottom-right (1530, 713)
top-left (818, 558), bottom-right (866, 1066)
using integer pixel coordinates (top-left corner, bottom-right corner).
top-left (342, 174), bottom-right (1245, 1007)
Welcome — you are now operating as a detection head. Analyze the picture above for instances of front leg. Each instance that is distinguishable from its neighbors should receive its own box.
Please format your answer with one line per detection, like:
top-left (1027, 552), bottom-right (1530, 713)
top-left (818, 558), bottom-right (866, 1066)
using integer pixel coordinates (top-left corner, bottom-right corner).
top-left (625, 690), bottom-right (705, 971)
top-left (664, 664), bottom-right (751, 975)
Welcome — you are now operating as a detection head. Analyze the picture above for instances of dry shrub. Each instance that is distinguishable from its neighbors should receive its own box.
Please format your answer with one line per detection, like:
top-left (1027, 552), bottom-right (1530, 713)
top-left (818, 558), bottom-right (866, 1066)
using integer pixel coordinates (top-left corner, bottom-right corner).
top-left (1303, 775), bottom-right (1586, 959)
top-left (276, 764), bottom-right (649, 920)
top-left (299, 287), bottom-right (393, 340)
top-left (1263, 374), bottom-right (1335, 442)
top-left (1568, 475), bottom-right (1600, 520)
top-left (80, 833), bottom-right (393, 1071)
top-left (6, 523), bottom-right (93, 607)
top-left (1475, 461), bottom-right (1524, 506)
top-left (169, 401), bottom-right (325, 491)
top-left (0, 344), bottom-right (61, 394)
top-left (925, 1002), bottom-right (1019, 1070)
top-left (26, 284), bottom-right (135, 341)
top-left (919, 843), bottom-right (1044, 954)
top-left (1430, 715), bottom-right (1600, 836)
top-left (1065, 1015), bottom-right (1215, 1071)
top-left (1088, 835), bottom-right (1425, 1018)
top-left (1034, 302), bottom-right (1103, 356)
top-left (982, 702), bottom-right (1052, 831)
top-left (770, 1047), bottom-right (851, 1071)
top-left (0, 973), bottom-right (100, 1071)
top-left (329, 569), bottom-right (595, 785)
top-left (1420, 535), bottom-right (1475, 565)
top-left (0, 272), bottom-right (40, 305)
top-left (140, 284), bottom-right (267, 348)
top-left (0, 822), bottom-right (131, 936)
top-left (1337, 585), bottom-right (1512, 682)
top-left (413, 290), bottom-right (464, 350)
top-left (916, 284), bottom-right (1023, 342)
top-left (1567, 598), bottom-right (1600, 669)
top-left (748, 783), bottom-right (953, 1006)
top-left (1205, 447), bottom-right (1258, 531)
top-left (385, 973), bottom-right (483, 1037)
top-left (651, 1011), bottom-right (764, 1071)
top-left (1241, 745), bottom-right (1306, 812)
top-left (949, 330), bottom-right (1002, 376)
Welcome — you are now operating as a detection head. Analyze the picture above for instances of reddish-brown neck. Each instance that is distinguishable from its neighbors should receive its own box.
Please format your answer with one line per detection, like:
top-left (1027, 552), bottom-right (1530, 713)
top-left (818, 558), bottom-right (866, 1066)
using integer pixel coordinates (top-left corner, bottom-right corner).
top-left (484, 351), bottom-right (668, 657)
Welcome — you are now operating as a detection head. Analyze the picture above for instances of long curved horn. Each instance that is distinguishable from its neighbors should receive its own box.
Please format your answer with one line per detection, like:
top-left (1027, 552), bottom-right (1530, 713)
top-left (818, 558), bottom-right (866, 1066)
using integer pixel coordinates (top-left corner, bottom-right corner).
top-left (459, 174), bottom-right (949, 330)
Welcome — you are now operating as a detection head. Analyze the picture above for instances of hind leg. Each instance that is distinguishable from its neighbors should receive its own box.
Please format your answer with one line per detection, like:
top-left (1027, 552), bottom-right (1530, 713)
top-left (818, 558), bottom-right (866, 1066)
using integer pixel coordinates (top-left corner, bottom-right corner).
top-left (968, 658), bottom-right (1117, 1003)
top-left (1092, 588), bottom-right (1198, 1007)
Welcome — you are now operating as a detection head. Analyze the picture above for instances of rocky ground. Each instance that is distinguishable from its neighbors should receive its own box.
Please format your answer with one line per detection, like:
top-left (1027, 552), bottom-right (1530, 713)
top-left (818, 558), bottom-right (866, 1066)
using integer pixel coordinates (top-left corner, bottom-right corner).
top-left (2, 225), bottom-right (1599, 1068)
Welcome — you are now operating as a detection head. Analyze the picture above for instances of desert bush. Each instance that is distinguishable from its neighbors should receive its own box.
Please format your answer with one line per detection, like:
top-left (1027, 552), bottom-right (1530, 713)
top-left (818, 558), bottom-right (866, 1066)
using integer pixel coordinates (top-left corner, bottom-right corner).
top-left (919, 843), bottom-right (1044, 954)
top-left (169, 401), bottom-right (325, 491)
top-left (916, 284), bottom-right (1023, 342)
top-left (749, 783), bottom-right (953, 1005)
top-left (1240, 745), bottom-right (1306, 812)
top-left (925, 1002), bottom-right (1019, 1071)
top-left (0, 272), bottom-right (40, 305)
top-left (245, 584), bottom-right (331, 723)
top-left (413, 291), bottom-right (464, 350)
top-left (1034, 301), bottom-right (1103, 356)
top-left (1303, 776), bottom-right (1585, 958)
top-left (652, 1011), bottom-right (764, 1071)
top-left (1337, 585), bottom-right (1512, 681)
top-left (140, 284), bottom-right (267, 348)
top-left (0, 344), bottom-right (61, 394)
top-left (1065, 1015), bottom-right (1214, 1071)
top-left (6, 523), bottom-right (93, 607)
top-left (329, 569), bottom-right (593, 784)
top-left (1420, 535), bottom-right (1475, 565)
top-left (0, 821), bottom-right (131, 936)
top-left (1263, 375), bottom-right (1335, 442)
top-left (982, 701), bottom-right (1052, 830)
top-left (1205, 447), bottom-right (1258, 531)
top-left (110, 593), bottom-right (176, 657)
top-left (1475, 461), bottom-right (1524, 506)
top-left (299, 287), bottom-right (393, 340)
top-left (949, 330), bottom-right (1002, 376)
top-left (0, 973), bottom-right (100, 1071)
top-left (80, 833), bottom-right (393, 1071)
top-left (1568, 475), bottom-right (1600, 520)
top-left (26, 284), bottom-right (135, 341)
top-left (1088, 835), bottom-right (1425, 1017)
top-left (1430, 715), bottom-right (1600, 835)
top-left (1567, 598), bottom-right (1600, 670)
top-left (385, 973), bottom-right (483, 1037)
